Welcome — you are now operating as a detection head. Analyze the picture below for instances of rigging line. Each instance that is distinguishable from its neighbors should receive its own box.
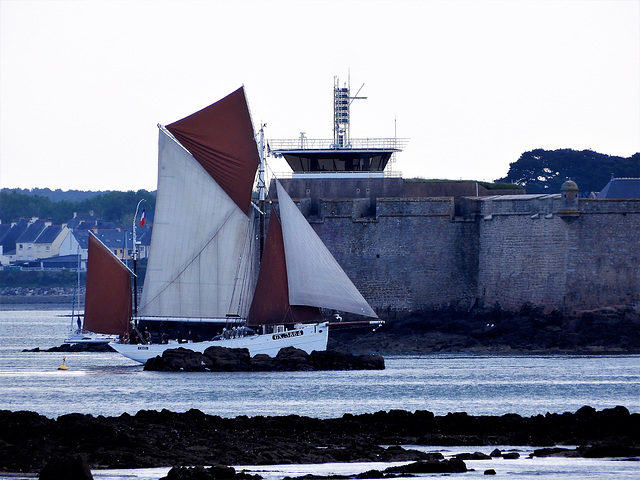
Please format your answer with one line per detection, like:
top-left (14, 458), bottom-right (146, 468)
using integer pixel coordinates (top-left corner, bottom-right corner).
top-left (227, 213), bottom-right (256, 315)
top-left (138, 208), bottom-right (241, 312)
top-left (241, 238), bottom-right (258, 315)
top-left (263, 160), bottom-right (282, 204)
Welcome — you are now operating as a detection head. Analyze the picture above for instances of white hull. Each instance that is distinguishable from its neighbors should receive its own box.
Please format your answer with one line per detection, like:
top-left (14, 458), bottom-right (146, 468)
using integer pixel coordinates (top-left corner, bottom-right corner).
top-left (110, 323), bottom-right (329, 364)
top-left (64, 331), bottom-right (116, 344)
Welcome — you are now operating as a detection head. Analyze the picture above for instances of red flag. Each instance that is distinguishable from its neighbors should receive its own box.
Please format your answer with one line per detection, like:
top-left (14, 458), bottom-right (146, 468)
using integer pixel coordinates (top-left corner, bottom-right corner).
top-left (140, 209), bottom-right (146, 227)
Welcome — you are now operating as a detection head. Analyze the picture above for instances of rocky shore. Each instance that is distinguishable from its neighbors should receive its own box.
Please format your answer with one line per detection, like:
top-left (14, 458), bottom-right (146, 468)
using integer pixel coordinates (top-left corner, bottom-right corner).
top-left (329, 303), bottom-right (640, 355)
top-left (1, 406), bottom-right (638, 474)
top-left (0, 287), bottom-right (76, 306)
top-left (144, 346), bottom-right (385, 372)
top-left (159, 458), bottom-right (468, 480)
top-left (23, 343), bottom-right (114, 353)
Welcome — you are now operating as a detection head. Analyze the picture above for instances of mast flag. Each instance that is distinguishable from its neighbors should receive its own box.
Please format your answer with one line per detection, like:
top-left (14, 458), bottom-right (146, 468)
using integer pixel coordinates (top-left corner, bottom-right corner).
top-left (140, 209), bottom-right (146, 227)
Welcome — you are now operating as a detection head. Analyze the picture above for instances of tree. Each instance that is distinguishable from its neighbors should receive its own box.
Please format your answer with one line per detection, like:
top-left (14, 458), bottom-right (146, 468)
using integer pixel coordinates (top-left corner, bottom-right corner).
top-left (0, 189), bottom-right (156, 225)
top-left (496, 149), bottom-right (640, 195)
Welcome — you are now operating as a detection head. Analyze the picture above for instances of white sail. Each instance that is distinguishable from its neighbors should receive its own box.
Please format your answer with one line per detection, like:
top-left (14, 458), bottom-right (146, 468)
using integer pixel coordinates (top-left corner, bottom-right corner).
top-left (139, 129), bottom-right (256, 319)
top-left (276, 181), bottom-right (377, 318)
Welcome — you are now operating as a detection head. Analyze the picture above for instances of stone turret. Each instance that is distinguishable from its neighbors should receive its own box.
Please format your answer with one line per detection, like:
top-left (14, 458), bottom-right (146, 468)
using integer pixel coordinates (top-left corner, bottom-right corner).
top-left (559, 179), bottom-right (580, 217)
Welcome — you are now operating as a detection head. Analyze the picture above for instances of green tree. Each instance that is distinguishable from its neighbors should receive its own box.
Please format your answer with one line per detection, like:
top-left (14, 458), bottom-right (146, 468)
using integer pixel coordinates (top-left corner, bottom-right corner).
top-left (0, 189), bottom-right (156, 225)
top-left (497, 149), bottom-right (640, 195)
top-left (0, 191), bottom-right (55, 223)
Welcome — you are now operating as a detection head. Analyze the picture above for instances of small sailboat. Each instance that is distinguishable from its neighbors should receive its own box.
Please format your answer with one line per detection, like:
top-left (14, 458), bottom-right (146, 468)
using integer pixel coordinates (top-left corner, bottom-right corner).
top-left (84, 231), bottom-right (135, 338)
top-left (64, 244), bottom-right (116, 345)
top-left (86, 87), bottom-right (379, 364)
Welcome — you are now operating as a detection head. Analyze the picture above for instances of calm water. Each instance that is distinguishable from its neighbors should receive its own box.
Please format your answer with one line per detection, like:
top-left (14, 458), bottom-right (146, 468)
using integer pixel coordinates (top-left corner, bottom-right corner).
top-left (0, 308), bottom-right (639, 479)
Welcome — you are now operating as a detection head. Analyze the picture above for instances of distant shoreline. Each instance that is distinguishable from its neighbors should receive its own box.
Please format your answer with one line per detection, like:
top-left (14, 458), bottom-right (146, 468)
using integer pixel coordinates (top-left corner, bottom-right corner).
top-left (0, 296), bottom-right (75, 310)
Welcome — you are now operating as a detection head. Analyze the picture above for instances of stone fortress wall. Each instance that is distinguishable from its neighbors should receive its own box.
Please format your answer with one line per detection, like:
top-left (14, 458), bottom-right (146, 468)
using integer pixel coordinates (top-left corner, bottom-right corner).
top-left (274, 178), bottom-right (640, 318)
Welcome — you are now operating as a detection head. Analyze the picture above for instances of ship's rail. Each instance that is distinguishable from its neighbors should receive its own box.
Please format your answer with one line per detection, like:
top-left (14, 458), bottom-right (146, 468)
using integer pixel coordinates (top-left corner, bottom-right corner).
top-left (269, 137), bottom-right (408, 151)
top-left (271, 170), bottom-right (404, 179)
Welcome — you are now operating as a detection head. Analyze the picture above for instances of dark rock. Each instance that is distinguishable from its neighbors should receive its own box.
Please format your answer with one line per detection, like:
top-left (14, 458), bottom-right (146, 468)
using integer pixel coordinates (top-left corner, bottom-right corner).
top-left (23, 343), bottom-right (114, 353)
top-left (310, 350), bottom-right (385, 370)
top-left (454, 451), bottom-right (491, 460)
top-left (380, 446), bottom-right (440, 462)
top-left (39, 454), bottom-right (93, 480)
top-left (531, 447), bottom-right (581, 457)
top-left (328, 306), bottom-right (640, 355)
top-left (143, 347), bottom-right (205, 372)
top-left (579, 444), bottom-right (640, 458)
top-left (384, 459), bottom-right (467, 474)
top-left (161, 464), bottom-right (262, 480)
top-left (355, 470), bottom-right (385, 479)
top-left (282, 472), bottom-right (387, 480)
top-left (484, 469), bottom-right (496, 475)
top-left (575, 405), bottom-right (597, 418)
top-left (2, 406), bottom-right (639, 473)
top-left (277, 346), bottom-right (311, 363)
top-left (251, 354), bottom-right (276, 371)
top-left (203, 346), bottom-right (252, 371)
top-left (502, 452), bottom-right (520, 459)
top-left (144, 347), bottom-right (384, 372)
top-left (489, 448), bottom-right (502, 457)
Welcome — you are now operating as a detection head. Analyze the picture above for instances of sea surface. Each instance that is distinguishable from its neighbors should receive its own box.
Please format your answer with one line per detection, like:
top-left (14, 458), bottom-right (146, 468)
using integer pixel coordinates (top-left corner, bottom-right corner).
top-left (1, 308), bottom-right (639, 479)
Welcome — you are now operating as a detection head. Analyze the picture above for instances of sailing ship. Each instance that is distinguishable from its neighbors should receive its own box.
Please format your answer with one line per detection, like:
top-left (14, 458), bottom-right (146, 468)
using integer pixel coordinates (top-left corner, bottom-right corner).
top-left (64, 243), bottom-right (117, 344)
top-left (83, 231), bottom-right (134, 339)
top-left (86, 87), bottom-right (379, 364)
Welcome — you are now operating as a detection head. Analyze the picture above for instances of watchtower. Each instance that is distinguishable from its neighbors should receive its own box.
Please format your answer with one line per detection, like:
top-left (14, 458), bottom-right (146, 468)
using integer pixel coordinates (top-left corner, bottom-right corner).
top-left (269, 77), bottom-right (408, 179)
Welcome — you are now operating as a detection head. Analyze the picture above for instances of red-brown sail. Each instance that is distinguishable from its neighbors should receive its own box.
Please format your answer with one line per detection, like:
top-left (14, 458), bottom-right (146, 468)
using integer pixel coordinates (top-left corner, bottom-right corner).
top-left (247, 207), bottom-right (322, 326)
top-left (84, 233), bottom-right (132, 335)
top-left (165, 87), bottom-right (260, 216)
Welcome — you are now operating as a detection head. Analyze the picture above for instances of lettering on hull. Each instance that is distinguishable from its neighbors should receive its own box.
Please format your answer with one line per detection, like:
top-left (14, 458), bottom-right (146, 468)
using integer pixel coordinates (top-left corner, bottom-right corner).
top-left (272, 330), bottom-right (303, 341)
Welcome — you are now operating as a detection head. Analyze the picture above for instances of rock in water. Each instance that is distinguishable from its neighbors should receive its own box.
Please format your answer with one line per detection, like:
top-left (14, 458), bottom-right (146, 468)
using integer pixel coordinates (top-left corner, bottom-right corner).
top-left (384, 459), bottom-right (467, 474)
top-left (203, 346), bottom-right (252, 371)
top-left (144, 346), bottom-right (385, 372)
top-left (161, 464), bottom-right (262, 480)
top-left (39, 454), bottom-right (93, 480)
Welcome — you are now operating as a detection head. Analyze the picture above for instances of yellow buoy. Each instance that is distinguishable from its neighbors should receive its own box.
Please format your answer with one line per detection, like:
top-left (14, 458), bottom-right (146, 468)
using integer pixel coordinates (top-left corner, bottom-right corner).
top-left (58, 357), bottom-right (67, 370)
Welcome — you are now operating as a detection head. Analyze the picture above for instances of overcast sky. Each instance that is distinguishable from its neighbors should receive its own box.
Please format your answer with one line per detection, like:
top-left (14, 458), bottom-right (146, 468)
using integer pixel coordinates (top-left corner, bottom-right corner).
top-left (1, 0), bottom-right (638, 192)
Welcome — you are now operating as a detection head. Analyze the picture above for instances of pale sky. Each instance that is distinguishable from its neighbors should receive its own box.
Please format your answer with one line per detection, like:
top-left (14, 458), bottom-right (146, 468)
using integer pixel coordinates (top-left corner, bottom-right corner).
top-left (1, 0), bottom-right (639, 192)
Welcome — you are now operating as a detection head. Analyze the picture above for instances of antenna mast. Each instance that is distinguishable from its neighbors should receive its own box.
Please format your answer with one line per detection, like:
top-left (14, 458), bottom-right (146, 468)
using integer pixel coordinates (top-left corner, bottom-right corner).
top-left (333, 76), bottom-right (366, 148)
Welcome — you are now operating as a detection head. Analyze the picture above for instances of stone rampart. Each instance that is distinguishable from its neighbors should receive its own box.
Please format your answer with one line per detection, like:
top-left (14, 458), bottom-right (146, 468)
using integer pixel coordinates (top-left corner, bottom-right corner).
top-left (280, 185), bottom-right (639, 317)
top-left (563, 199), bottom-right (640, 314)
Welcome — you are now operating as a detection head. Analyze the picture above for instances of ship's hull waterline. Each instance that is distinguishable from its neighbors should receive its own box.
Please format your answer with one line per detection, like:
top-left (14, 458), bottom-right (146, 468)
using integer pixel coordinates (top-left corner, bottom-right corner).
top-left (110, 323), bottom-right (329, 364)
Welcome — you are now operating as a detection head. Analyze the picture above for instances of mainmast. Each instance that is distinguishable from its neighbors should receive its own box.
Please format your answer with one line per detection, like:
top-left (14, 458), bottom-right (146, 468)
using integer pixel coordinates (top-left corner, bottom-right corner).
top-left (132, 198), bottom-right (145, 325)
top-left (257, 124), bottom-right (266, 258)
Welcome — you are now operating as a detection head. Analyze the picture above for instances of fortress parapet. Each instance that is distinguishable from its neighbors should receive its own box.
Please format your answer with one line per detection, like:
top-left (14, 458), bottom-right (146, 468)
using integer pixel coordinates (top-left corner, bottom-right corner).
top-left (271, 178), bottom-right (639, 317)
